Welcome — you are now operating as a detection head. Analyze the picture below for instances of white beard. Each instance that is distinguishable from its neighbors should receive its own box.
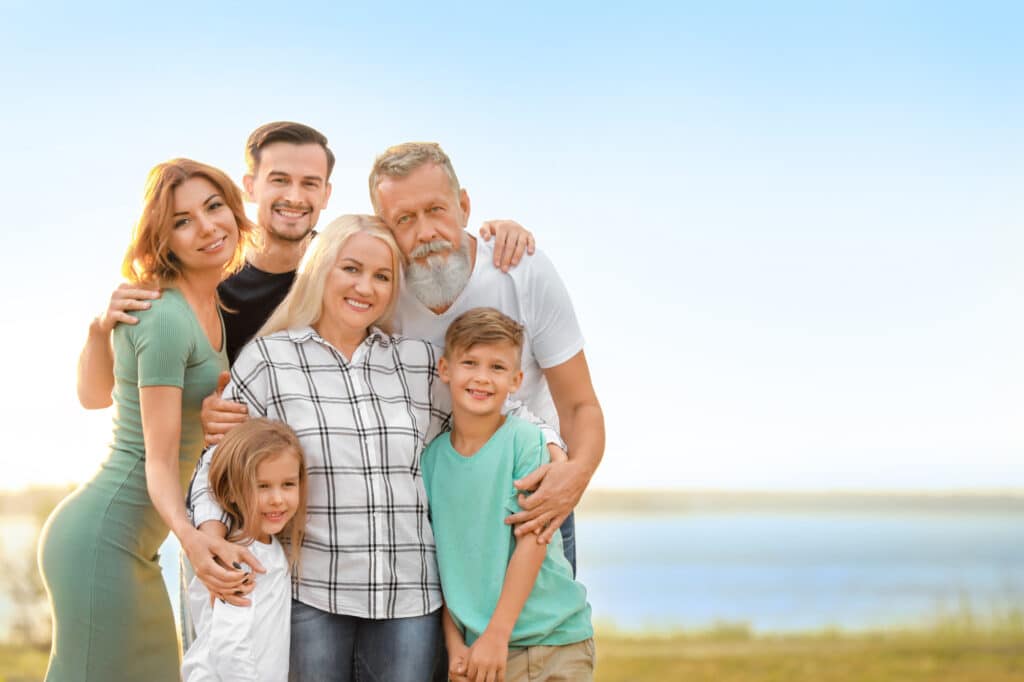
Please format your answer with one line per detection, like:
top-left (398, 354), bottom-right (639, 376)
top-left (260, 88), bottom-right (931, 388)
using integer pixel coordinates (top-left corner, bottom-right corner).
top-left (405, 238), bottom-right (473, 310)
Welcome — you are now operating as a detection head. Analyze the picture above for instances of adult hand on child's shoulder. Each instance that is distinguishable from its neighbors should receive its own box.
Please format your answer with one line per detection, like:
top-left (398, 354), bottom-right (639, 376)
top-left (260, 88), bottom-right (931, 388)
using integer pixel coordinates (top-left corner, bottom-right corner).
top-left (505, 458), bottom-right (588, 545)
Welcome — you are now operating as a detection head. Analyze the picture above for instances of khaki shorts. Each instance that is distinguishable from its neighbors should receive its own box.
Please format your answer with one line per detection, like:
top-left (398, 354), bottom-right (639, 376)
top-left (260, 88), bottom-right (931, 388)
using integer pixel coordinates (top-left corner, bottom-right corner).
top-left (505, 637), bottom-right (596, 681)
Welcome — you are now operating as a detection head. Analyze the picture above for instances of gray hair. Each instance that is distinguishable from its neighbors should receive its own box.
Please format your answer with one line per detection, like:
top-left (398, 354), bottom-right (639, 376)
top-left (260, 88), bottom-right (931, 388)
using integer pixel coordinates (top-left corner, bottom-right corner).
top-left (368, 142), bottom-right (461, 215)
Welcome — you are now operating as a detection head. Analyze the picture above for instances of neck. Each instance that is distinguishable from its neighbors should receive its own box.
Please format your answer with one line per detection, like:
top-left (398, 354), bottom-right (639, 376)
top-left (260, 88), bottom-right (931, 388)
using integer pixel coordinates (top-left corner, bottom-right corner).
top-left (450, 411), bottom-right (505, 457)
top-left (173, 268), bottom-right (222, 307)
top-left (247, 231), bottom-right (310, 274)
top-left (314, 317), bottom-right (370, 360)
top-left (428, 232), bottom-right (478, 314)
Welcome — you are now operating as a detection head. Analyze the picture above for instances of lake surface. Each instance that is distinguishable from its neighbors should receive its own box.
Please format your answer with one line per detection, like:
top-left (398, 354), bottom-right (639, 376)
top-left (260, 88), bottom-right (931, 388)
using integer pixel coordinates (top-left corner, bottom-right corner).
top-left (6, 508), bottom-right (1023, 636)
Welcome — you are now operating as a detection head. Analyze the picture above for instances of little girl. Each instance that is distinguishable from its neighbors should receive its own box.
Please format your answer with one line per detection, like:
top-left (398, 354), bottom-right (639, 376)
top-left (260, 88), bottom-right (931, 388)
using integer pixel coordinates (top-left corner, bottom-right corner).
top-left (181, 418), bottom-right (307, 681)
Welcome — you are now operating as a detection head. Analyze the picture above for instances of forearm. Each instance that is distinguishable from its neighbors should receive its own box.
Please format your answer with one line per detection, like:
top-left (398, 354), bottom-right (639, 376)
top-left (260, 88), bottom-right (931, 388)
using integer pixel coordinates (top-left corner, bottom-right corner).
top-left (560, 402), bottom-right (605, 482)
top-left (77, 319), bottom-right (116, 409)
top-left (146, 455), bottom-right (197, 542)
top-left (485, 536), bottom-right (547, 639)
top-left (442, 605), bottom-right (465, 648)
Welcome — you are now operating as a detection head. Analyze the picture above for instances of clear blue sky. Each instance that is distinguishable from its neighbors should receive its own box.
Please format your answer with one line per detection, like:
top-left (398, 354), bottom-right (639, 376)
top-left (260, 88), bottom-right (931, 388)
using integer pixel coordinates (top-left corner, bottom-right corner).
top-left (1, 1), bottom-right (1021, 490)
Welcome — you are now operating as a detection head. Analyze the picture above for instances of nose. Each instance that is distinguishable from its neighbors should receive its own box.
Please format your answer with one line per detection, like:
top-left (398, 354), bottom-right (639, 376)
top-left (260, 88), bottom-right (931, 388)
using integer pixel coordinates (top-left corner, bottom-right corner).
top-left (415, 217), bottom-right (440, 244)
top-left (269, 487), bottom-right (283, 504)
top-left (284, 181), bottom-right (302, 203)
top-left (196, 213), bottom-right (217, 234)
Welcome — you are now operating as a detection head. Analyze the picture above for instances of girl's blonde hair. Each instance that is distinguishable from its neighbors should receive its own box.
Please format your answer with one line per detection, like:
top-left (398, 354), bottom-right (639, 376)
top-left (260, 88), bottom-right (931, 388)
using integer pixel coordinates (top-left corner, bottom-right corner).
top-left (207, 418), bottom-right (307, 573)
top-left (258, 214), bottom-right (403, 337)
top-left (122, 158), bottom-right (257, 286)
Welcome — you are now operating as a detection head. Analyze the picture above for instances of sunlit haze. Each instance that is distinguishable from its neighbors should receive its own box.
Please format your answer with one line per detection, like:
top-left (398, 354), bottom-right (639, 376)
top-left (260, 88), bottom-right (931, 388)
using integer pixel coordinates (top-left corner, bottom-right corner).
top-left (1, 2), bottom-right (1021, 491)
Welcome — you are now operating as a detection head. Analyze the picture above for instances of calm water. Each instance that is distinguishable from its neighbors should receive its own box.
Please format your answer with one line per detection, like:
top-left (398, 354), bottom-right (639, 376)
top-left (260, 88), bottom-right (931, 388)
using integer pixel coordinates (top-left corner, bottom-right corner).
top-left (7, 509), bottom-right (1024, 636)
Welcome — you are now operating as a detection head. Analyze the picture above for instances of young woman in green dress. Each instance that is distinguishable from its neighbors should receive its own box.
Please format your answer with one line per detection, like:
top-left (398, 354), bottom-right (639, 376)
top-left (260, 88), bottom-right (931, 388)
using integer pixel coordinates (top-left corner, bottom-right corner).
top-left (39, 159), bottom-right (260, 680)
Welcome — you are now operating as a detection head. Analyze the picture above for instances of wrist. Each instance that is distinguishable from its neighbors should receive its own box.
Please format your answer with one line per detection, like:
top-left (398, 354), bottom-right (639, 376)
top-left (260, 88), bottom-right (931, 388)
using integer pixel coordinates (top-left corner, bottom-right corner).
top-left (88, 316), bottom-right (110, 338)
top-left (483, 624), bottom-right (512, 642)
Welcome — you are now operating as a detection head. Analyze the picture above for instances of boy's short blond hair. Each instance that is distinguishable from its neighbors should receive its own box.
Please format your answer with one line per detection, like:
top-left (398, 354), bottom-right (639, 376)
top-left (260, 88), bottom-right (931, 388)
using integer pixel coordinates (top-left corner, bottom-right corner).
top-left (444, 307), bottom-right (524, 362)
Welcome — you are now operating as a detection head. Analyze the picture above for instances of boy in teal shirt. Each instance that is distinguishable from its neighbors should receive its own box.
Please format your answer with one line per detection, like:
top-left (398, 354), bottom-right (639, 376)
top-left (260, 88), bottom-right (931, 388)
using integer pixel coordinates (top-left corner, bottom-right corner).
top-left (421, 307), bottom-right (595, 682)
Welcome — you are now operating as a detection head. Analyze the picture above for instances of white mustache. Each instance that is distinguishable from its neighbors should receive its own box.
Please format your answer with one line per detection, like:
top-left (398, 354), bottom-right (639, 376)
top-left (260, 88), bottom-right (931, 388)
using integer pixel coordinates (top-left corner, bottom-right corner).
top-left (410, 240), bottom-right (454, 259)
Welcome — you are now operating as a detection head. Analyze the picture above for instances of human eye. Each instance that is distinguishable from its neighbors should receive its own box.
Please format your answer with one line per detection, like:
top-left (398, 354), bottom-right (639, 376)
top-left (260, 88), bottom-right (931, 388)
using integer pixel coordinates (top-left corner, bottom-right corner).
top-left (257, 482), bottom-right (269, 489)
top-left (430, 206), bottom-right (445, 213)
top-left (491, 363), bottom-right (506, 372)
top-left (461, 359), bottom-right (476, 367)
top-left (173, 217), bottom-right (190, 229)
top-left (271, 177), bottom-right (287, 185)
top-left (395, 214), bottom-right (412, 226)
top-left (375, 272), bottom-right (392, 282)
top-left (342, 264), bottom-right (359, 273)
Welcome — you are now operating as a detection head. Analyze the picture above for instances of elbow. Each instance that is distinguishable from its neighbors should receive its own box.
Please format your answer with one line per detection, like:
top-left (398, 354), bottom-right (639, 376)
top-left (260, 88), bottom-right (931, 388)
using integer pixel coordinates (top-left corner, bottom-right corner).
top-left (77, 386), bottom-right (113, 410)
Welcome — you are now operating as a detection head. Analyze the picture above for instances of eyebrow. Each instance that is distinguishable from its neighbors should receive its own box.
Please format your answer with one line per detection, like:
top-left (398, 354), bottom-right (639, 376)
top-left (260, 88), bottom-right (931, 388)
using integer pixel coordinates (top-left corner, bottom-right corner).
top-left (339, 257), bottom-right (393, 273)
top-left (173, 194), bottom-right (220, 217)
top-left (267, 170), bottom-right (324, 183)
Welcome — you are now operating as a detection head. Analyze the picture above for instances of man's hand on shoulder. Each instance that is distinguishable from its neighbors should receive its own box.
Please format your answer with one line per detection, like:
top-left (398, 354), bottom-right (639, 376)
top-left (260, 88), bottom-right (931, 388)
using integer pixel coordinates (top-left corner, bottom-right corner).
top-left (505, 458), bottom-right (590, 545)
top-left (479, 220), bottom-right (536, 273)
top-left (95, 282), bottom-right (162, 334)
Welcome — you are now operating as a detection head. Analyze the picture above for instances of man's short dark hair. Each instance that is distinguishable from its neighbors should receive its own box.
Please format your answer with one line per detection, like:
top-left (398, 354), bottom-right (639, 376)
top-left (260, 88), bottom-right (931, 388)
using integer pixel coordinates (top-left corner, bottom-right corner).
top-left (245, 121), bottom-right (336, 179)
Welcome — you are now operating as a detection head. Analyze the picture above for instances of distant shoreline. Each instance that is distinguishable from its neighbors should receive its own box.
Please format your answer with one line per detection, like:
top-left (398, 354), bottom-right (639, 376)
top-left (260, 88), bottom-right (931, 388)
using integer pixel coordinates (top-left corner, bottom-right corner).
top-left (4, 486), bottom-right (1024, 518)
top-left (577, 488), bottom-right (1024, 515)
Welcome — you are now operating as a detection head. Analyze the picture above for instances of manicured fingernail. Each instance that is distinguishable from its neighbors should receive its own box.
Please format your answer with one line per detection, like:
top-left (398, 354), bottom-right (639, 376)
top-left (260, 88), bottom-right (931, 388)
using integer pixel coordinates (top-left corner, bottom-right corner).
top-left (234, 590), bottom-right (243, 596)
top-left (219, 598), bottom-right (226, 604)
top-left (232, 562), bottom-right (242, 569)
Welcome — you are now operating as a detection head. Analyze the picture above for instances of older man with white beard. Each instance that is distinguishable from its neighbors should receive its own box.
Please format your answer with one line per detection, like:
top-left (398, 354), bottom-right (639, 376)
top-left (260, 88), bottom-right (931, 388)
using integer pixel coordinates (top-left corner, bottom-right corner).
top-left (370, 142), bottom-right (605, 573)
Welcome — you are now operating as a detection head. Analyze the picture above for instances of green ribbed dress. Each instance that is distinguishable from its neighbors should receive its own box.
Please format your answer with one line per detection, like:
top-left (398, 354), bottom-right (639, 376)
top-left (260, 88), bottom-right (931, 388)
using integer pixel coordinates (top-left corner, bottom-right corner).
top-left (39, 288), bottom-right (226, 681)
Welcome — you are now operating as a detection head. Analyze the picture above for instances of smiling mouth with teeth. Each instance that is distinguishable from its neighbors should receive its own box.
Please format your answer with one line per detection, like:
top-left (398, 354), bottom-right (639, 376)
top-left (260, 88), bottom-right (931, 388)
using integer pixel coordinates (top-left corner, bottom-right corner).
top-left (199, 238), bottom-right (226, 252)
top-left (346, 299), bottom-right (371, 310)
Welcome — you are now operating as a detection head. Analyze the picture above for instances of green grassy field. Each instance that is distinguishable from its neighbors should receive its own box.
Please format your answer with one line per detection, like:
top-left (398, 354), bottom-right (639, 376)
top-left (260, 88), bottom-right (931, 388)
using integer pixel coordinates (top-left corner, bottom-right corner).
top-left (5, 625), bottom-right (1023, 682)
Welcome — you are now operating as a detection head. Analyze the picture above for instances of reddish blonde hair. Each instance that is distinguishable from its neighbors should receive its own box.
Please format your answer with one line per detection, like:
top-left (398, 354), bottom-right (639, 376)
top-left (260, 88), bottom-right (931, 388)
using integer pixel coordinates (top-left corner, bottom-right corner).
top-left (121, 158), bottom-right (255, 286)
top-left (207, 418), bottom-right (308, 573)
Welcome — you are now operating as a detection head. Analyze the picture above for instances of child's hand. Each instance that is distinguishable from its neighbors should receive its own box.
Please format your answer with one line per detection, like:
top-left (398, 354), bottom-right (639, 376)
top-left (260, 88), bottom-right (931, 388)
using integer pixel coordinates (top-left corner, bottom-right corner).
top-left (446, 638), bottom-right (471, 682)
top-left (465, 630), bottom-right (508, 682)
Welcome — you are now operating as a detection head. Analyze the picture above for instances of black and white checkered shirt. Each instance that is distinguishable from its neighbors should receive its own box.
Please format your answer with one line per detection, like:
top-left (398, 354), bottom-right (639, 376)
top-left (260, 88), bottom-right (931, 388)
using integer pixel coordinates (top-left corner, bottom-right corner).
top-left (190, 327), bottom-right (447, 619)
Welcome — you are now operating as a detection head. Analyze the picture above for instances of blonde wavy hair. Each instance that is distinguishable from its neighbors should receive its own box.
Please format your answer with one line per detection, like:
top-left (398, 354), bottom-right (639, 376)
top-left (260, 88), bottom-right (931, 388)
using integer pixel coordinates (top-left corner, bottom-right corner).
top-left (207, 418), bottom-right (308, 573)
top-left (258, 214), bottom-right (403, 336)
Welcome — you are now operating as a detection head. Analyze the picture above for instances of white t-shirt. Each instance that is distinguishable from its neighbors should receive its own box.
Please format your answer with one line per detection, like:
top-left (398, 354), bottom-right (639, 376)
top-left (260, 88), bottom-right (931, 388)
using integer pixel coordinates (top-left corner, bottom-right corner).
top-left (181, 536), bottom-right (291, 682)
top-left (395, 237), bottom-right (584, 431)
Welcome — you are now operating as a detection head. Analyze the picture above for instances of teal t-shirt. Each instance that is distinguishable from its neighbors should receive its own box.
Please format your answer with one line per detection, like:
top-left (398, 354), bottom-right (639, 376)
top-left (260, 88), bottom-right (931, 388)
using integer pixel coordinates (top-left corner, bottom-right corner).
top-left (421, 415), bottom-right (592, 647)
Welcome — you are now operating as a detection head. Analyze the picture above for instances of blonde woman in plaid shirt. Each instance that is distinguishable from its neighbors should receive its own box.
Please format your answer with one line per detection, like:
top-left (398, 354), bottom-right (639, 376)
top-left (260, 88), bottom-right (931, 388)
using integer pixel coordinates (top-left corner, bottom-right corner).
top-left (190, 214), bottom-right (561, 681)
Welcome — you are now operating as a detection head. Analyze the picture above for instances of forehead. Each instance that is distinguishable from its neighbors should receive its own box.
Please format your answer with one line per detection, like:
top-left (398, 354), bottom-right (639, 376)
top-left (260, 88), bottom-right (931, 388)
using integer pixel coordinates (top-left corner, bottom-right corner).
top-left (173, 176), bottom-right (220, 211)
top-left (336, 231), bottom-right (394, 268)
top-left (455, 340), bottom-right (520, 360)
top-left (256, 450), bottom-right (301, 477)
top-left (255, 142), bottom-right (329, 179)
top-left (375, 163), bottom-right (457, 213)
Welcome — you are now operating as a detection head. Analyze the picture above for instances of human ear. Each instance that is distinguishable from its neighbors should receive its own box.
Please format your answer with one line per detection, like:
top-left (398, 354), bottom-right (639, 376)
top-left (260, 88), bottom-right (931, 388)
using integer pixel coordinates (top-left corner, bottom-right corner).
top-left (509, 369), bottom-right (524, 393)
top-left (242, 174), bottom-right (256, 202)
top-left (438, 356), bottom-right (451, 384)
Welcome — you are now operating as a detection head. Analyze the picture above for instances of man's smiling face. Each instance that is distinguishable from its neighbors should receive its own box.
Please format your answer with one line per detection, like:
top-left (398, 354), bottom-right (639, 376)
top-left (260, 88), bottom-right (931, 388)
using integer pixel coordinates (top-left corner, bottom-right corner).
top-left (244, 142), bottom-right (332, 244)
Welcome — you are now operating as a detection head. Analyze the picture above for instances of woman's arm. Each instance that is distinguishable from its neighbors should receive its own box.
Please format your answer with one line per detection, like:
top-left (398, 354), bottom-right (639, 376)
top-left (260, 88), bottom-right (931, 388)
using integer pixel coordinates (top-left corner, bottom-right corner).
top-left (76, 284), bottom-right (162, 409)
top-left (139, 386), bottom-right (262, 601)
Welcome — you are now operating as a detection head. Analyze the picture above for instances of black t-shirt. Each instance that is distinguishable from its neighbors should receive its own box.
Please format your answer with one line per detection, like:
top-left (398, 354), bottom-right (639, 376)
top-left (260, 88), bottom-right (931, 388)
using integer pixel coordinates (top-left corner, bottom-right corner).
top-left (218, 263), bottom-right (296, 364)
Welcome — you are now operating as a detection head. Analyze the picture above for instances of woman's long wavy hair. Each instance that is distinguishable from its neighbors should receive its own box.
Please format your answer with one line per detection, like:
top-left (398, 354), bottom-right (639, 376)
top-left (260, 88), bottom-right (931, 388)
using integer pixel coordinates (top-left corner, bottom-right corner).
top-left (121, 158), bottom-right (256, 287)
top-left (207, 418), bottom-right (308, 574)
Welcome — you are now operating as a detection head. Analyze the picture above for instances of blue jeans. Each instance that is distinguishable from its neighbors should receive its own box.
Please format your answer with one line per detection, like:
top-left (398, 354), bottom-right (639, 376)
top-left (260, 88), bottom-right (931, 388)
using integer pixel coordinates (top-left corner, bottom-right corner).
top-left (560, 511), bottom-right (577, 577)
top-left (290, 600), bottom-right (441, 682)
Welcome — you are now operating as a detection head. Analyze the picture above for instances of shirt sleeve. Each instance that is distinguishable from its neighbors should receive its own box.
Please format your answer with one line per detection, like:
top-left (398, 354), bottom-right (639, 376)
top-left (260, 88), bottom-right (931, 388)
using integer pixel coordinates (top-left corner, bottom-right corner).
top-left (224, 339), bottom-right (273, 417)
top-left (207, 592), bottom-right (260, 681)
top-left (188, 340), bottom-right (272, 528)
top-left (502, 398), bottom-right (566, 451)
top-left (121, 296), bottom-right (195, 388)
top-left (517, 249), bottom-right (585, 369)
top-left (505, 426), bottom-right (549, 515)
top-left (422, 341), bottom-right (453, 442)
top-left (188, 446), bottom-right (228, 527)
